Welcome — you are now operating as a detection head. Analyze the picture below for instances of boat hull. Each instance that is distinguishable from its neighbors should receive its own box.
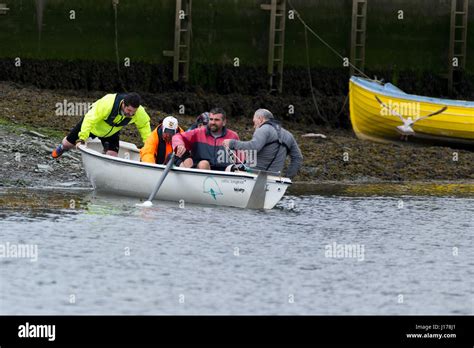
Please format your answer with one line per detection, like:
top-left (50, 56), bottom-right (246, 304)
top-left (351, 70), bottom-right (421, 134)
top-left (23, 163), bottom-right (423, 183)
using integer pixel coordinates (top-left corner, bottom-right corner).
top-left (349, 77), bottom-right (474, 146)
top-left (79, 139), bottom-right (291, 209)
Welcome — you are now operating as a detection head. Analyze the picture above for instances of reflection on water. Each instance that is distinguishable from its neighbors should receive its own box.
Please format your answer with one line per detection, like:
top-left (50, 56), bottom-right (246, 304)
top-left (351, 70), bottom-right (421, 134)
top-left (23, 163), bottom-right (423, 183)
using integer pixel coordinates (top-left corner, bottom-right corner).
top-left (289, 182), bottom-right (474, 197)
top-left (0, 183), bottom-right (472, 315)
top-left (0, 188), bottom-right (90, 215)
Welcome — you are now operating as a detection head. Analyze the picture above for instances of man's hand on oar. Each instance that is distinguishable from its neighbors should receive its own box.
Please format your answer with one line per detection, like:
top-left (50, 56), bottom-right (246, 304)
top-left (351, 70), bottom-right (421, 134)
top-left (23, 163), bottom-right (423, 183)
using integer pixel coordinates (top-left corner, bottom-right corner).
top-left (175, 144), bottom-right (186, 157)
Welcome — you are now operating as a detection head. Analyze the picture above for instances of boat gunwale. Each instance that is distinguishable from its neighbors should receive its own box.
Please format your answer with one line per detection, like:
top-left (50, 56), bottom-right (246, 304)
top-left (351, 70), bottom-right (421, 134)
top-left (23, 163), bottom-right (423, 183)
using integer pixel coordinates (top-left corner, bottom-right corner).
top-left (79, 144), bottom-right (292, 185)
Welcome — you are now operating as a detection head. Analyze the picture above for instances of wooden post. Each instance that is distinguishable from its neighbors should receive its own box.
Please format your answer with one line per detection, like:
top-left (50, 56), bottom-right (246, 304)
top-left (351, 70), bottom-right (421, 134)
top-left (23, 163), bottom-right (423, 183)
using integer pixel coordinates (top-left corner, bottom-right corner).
top-left (350, 0), bottom-right (367, 77)
top-left (0, 3), bottom-right (10, 15)
top-left (448, 0), bottom-right (468, 94)
top-left (460, 0), bottom-right (468, 70)
top-left (163, 0), bottom-right (192, 82)
top-left (261, 0), bottom-right (286, 93)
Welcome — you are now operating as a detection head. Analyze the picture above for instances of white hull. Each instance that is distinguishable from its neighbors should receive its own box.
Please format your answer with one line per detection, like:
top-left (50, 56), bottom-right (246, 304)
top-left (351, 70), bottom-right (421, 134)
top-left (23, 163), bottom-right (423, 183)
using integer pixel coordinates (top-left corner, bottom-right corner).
top-left (79, 139), bottom-right (291, 209)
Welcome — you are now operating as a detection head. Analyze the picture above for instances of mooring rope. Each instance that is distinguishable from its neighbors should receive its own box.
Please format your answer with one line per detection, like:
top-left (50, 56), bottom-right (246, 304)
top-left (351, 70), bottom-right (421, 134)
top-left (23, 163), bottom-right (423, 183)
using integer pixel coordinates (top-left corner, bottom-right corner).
top-left (287, 0), bottom-right (373, 81)
top-left (287, 0), bottom-right (373, 124)
top-left (35, 0), bottom-right (46, 52)
top-left (113, 0), bottom-right (126, 91)
top-left (334, 92), bottom-right (350, 123)
top-left (304, 25), bottom-right (328, 125)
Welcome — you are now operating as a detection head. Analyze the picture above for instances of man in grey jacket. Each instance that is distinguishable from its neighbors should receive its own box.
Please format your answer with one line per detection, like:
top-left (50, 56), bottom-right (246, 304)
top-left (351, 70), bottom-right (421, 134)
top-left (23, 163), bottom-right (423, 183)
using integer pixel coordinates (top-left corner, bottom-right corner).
top-left (222, 109), bottom-right (303, 179)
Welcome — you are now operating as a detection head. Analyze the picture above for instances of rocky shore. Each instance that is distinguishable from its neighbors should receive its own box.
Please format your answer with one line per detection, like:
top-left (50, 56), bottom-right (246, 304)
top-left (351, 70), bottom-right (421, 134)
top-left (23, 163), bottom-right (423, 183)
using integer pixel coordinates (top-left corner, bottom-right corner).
top-left (0, 120), bottom-right (88, 188)
top-left (0, 81), bottom-right (473, 188)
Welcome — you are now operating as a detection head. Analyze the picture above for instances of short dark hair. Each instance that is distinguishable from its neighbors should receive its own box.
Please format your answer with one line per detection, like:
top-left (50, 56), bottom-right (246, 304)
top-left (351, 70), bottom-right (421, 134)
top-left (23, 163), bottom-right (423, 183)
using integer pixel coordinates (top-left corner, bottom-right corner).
top-left (196, 112), bottom-right (210, 125)
top-left (210, 107), bottom-right (226, 119)
top-left (124, 92), bottom-right (141, 108)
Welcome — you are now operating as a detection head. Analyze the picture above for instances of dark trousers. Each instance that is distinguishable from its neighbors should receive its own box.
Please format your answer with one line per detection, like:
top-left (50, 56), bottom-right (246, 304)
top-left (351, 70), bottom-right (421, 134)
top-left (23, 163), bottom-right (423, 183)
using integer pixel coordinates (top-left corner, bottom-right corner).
top-left (66, 118), bottom-right (120, 153)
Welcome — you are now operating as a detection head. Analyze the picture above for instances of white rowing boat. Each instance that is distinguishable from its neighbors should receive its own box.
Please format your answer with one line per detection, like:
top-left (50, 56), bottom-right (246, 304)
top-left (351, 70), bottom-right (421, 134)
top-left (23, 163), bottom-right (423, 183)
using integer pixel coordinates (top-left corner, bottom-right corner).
top-left (78, 139), bottom-right (292, 209)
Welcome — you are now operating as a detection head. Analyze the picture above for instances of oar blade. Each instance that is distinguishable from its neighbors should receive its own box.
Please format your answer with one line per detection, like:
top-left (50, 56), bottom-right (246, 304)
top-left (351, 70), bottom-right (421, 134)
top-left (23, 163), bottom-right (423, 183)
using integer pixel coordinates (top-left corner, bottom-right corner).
top-left (136, 200), bottom-right (153, 207)
top-left (136, 153), bottom-right (175, 207)
top-left (246, 171), bottom-right (268, 209)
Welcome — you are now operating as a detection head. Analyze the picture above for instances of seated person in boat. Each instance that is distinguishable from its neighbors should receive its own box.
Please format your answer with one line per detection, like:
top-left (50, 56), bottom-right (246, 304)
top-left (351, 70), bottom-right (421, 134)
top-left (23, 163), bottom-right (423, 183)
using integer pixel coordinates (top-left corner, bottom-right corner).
top-left (186, 112), bottom-right (209, 132)
top-left (140, 116), bottom-right (185, 165)
top-left (172, 108), bottom-right (244, 171)
top-left (51, 92), bottom-right (151, 158)
top-left (222, 108), bottom-right (303, 179)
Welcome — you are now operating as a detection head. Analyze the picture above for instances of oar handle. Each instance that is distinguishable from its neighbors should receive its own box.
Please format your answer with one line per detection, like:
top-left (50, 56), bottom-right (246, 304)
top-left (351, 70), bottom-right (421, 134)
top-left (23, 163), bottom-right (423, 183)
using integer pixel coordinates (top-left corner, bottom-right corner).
top-left (224, 146), bottom-right (249, 169)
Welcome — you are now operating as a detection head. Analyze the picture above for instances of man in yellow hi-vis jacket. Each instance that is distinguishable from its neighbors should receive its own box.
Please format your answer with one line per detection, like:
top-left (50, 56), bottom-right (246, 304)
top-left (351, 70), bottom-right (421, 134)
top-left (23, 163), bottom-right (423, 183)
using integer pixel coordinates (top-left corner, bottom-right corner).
top-left (52, 92), bottom-right (151, 158)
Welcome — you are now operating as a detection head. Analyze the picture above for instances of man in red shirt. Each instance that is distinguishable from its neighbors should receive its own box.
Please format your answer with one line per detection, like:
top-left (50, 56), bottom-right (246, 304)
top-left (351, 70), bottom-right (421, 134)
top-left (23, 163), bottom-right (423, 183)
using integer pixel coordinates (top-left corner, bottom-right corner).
top-left (173, 108), bottom-right (243, 171)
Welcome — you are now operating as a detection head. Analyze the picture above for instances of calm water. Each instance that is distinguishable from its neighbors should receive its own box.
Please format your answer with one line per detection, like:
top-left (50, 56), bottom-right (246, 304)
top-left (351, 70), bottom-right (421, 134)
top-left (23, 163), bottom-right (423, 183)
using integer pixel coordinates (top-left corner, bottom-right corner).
top-left (0, 183), bottom-right (473, 315)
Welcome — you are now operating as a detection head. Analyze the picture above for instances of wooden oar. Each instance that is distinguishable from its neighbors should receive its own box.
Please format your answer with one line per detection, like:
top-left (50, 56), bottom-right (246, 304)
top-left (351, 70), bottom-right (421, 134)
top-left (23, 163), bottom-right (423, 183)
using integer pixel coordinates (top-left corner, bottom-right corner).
top-left (136, 153), bottom-right (175, 207)
top-left (224, 146), bottom-right (248, 170)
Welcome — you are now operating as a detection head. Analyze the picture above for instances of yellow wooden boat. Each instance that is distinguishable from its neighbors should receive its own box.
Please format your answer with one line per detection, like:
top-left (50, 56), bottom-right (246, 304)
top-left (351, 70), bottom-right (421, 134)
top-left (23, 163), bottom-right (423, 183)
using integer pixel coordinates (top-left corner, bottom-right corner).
top-left (349, 76), bottom-right (474, 146)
